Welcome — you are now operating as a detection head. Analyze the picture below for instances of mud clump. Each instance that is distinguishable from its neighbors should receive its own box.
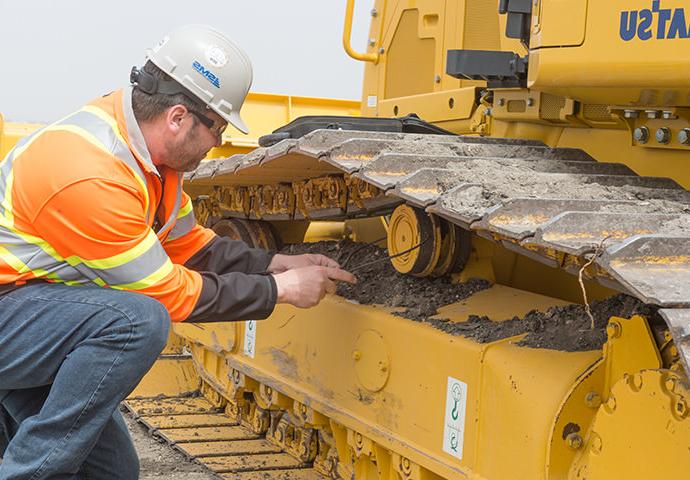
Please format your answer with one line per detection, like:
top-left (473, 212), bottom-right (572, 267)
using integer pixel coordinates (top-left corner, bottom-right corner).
top-left (281, 240), bottom-right (490, 320)
top-left (428, 294), bottom-right (659, 351)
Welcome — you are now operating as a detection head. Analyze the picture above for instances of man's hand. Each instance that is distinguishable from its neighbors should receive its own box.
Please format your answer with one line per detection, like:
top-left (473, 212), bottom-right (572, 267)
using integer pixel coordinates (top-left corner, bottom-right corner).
top-left (267, 253), bottom-right (340, 273)
top-left (272, 265), bottom-right (357, 308)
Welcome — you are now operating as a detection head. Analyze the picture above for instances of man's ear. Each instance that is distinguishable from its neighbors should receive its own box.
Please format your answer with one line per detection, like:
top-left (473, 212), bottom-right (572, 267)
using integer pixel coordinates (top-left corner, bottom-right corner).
top-left (165, 105), bottom-right (188, 135)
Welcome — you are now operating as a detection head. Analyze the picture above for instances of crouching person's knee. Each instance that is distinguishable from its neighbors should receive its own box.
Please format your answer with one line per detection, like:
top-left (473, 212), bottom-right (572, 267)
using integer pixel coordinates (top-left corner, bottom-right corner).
top-left (115, 292), bottom-right (171, 369)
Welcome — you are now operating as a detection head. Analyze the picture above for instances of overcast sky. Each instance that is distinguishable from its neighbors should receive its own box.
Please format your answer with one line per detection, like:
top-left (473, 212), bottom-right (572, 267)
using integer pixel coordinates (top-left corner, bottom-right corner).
top-left (0, 1), bottom-right (371, 122)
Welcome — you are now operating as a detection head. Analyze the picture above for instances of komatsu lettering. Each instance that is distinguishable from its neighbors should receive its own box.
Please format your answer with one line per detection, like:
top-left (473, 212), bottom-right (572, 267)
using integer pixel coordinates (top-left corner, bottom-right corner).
top-left (192, 60), bottom-right (221, 88)
top-left (620, 1), bottom-right (689, 40)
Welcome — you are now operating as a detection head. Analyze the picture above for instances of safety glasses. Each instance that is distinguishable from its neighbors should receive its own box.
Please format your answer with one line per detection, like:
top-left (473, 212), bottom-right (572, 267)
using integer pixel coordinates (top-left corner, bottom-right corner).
top-left (188, 109), bottom-right (227, 140)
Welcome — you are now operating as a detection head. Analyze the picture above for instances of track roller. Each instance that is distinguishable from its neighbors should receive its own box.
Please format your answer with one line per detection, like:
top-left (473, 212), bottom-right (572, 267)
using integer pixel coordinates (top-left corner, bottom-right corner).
top-left (212, 218), bottom-right (283, 251)
top-left (387, 204), bottom-right (470, 277)
top-left (387, 205), bottom-right (441, 276)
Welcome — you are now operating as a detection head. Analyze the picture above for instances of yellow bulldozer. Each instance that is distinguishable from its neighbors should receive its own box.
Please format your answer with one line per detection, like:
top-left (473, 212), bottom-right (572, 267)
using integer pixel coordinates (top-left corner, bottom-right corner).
top-left (3, 1), bottom-right (689, 479)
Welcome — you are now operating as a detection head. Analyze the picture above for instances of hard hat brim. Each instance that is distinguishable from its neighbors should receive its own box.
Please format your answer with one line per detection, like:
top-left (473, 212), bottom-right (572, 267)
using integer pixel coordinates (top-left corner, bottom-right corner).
top-left (224, 110), bottom-right (249, 135)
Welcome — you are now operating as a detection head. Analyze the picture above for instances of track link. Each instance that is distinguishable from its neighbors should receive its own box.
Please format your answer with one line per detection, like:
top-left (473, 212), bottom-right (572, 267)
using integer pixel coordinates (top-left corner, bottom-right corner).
top-left (124, 395), bottom-right (325, 479)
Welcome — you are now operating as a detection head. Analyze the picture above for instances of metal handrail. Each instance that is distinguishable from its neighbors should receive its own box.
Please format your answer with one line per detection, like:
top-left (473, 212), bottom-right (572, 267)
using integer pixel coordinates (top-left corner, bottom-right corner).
top-left (343, 0), bottom-right (381, 64)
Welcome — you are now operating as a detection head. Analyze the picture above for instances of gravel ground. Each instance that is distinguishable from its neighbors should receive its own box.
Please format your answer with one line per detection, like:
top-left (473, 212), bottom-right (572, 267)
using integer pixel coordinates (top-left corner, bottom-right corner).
top-left (123, 407), bottom-right (217, 480)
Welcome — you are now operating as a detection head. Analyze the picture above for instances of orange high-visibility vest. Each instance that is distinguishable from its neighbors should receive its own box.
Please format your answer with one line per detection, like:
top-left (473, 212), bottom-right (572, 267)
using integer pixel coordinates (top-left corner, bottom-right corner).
top-left (0, 89), bottom-right (217, 321)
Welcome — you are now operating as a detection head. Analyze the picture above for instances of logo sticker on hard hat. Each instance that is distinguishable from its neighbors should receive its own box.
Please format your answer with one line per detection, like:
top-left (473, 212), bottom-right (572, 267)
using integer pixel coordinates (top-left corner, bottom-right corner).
top-left (192, 61), bottom-right (221, 88)
top-left (206, 46), bottom-right (228, 67)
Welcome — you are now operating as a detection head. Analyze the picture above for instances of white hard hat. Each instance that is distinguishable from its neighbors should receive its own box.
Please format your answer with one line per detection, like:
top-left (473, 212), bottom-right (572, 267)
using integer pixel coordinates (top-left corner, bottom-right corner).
top-left (143, 24), bottom-right (253, 134)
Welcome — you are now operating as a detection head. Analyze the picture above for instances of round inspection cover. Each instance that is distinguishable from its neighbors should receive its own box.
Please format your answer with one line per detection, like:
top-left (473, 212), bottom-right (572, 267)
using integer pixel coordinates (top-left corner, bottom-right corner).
top-left (353, 329), bottom-right (391, 392)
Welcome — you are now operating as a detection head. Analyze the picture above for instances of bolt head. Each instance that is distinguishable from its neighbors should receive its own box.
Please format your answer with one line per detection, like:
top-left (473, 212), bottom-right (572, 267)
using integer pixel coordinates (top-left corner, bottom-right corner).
top-left (369, 38), bottom-right (376, 47)
top-left (526, 98), bottom-right (535, 107)
top-left (675, 399), bottom-right (688, 418)
top-left (624, 109), bottom-right (639, 119)
top-left (434, 74), bottom-right (441, 83)
top-left (378, 47), bottom-right (385, 54)
top-left (352, 350), bottom-right (362, 361)
top-left (678, 129), bottom-right (690, 145)
top-left (585, 391), bottom-right (602, 408)
top-left (566, 433), bottom-right (584, 450)
top-left (370, 8), bottom-right (378, 17)
top-left (655, 127), bottom-right (671, 144)
top-left (497, 98), bottom-right (506, 107)
top-left (633, 126), bottom-right (649, 144)
top-left (606, 321), bottom-right (622, 339)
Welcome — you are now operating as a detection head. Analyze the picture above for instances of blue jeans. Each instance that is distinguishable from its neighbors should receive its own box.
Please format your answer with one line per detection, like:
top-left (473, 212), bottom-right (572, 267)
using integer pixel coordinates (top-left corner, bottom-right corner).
top-left (0, 283), bottom-right (170, 479)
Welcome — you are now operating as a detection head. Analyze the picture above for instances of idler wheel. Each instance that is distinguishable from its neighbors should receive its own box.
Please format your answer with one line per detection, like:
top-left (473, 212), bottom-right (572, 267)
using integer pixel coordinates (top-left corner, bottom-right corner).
top-left (387, 204), bottom-right (441, 277)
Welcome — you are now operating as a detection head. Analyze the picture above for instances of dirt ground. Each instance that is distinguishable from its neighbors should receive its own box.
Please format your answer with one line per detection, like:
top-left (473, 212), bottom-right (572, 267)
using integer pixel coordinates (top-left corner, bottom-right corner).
top-left (124, 408), bottom-right (217, 480)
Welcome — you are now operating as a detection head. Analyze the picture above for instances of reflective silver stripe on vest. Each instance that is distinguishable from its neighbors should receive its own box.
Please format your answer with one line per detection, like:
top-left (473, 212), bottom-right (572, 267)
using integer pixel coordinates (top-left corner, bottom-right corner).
top-left (157, 173), bottom-right (184, 238)
top-left (0, 107), bottom-right (171, 288)
top-left (85, 237), bottom-right (170, 287)
top-left (57, 112), bottom-right (146, 187)
top-left (167, 208), bottom-right (197, 241)
top-left (0, 222), bottom-right (87, 283)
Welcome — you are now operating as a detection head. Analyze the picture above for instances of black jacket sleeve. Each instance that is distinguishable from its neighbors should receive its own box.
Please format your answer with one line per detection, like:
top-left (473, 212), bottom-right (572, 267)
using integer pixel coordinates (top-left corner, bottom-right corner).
top-left (184, 236), bottom-right (275, 275)
top-left (183, 236), bottom-right (278, 323)
top-left (185, 271), bottom-right (277, 323)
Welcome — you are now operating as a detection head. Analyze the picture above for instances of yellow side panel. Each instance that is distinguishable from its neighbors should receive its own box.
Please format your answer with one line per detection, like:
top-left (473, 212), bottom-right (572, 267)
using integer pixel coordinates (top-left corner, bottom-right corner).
top-left (528, 0), bottom-right (690, 104)
top-left (533, 0), bottom-right (588, 47)
top-left (385, 9), bottom-right (437, 99)
top-left (129, 356), bottom-right (200, 398)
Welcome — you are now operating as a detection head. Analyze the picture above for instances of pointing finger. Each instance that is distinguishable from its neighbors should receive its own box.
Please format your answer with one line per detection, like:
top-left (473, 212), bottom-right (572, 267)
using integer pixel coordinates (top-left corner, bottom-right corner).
top-left (324, 267), bottom-right (357, 285)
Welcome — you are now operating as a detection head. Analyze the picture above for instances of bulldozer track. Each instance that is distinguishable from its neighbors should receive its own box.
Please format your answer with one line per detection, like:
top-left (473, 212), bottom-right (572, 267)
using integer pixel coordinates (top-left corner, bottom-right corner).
top-left (124, 394), bottom-right (326, 479)
top-left (187, 129), bottom-right (690, 371)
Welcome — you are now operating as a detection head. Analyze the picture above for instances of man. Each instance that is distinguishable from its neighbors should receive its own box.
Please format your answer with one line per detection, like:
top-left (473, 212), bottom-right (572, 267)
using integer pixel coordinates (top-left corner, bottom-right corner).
top-left (0, 24), bottom-right (355, 479)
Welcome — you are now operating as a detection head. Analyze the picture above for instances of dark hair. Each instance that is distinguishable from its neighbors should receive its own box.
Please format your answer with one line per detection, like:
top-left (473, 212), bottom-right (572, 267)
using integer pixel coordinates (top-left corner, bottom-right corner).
top-left (131, 61), bottom-right (203, 123)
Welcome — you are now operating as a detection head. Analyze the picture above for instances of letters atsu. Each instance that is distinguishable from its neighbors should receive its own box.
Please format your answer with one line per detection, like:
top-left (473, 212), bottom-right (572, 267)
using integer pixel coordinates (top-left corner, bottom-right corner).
top-left (620, 0), bottom-right (689, 41)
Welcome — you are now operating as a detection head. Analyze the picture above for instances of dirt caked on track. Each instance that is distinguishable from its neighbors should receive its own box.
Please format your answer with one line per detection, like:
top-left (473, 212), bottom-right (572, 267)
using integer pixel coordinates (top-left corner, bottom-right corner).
top-left (282, 240), bottom-right (659, 352)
